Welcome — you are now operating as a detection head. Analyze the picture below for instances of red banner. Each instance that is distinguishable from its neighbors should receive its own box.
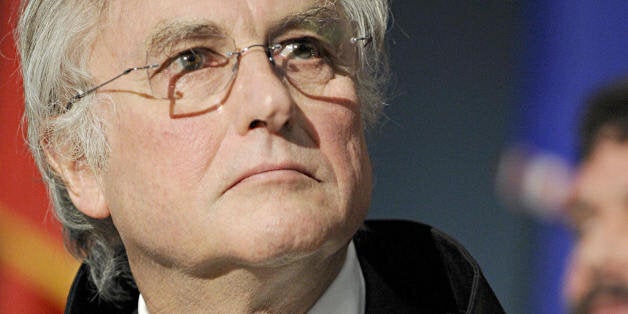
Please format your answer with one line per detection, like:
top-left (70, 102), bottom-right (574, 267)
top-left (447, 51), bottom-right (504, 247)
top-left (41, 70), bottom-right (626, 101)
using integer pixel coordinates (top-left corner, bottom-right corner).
top-left (0, 1), bottom-right (79, 313)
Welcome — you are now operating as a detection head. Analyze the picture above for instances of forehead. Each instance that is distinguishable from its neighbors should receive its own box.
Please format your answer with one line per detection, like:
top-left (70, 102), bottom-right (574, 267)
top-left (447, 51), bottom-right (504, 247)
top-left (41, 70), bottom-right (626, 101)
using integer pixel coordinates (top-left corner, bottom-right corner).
top-left (111, 0), bottom-right (329, 26)
top-left (102, 0), bottom-right (345, 56)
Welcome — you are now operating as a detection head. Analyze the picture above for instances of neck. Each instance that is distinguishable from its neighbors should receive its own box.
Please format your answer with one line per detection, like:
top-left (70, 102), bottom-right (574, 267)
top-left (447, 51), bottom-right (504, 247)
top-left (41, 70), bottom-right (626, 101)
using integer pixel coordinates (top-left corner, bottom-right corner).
top-left (129, 244), bottom-right (349, 313)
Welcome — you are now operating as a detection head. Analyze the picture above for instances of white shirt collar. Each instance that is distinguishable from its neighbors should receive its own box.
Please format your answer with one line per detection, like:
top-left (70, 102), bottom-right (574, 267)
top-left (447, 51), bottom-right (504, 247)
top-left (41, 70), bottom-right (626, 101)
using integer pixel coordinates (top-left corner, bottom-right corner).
top-left (138, 241), bottom-right (365, 314)
top-left (307, 241), bottom-right (365, 314)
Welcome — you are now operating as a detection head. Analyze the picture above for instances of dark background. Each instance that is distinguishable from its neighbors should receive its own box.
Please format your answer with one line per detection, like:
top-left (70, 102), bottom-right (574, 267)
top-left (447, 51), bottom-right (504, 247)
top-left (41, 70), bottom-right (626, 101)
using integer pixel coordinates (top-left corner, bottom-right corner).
top-left (366, 1), bottom-right (530, 313)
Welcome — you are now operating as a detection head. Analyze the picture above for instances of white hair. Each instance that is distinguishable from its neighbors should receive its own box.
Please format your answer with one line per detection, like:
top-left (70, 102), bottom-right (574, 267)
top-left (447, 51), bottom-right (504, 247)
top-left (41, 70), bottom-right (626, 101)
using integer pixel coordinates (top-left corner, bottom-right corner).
top-left (17, 0), bottom-right (390, 303)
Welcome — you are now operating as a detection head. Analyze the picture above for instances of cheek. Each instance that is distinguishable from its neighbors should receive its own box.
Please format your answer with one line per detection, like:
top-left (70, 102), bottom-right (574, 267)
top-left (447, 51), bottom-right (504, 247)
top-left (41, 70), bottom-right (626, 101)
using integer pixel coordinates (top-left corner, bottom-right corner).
top-left (99, 105), bottom-right (228, 223)
top-left (564, 245), bottom-right (590, 304)
top-left (107, 109), bottom-right (221, 182)
top-left (321, 78), bottom-right (371, 181)
top-left (312, 94), bottom-right (371, 202)
top-left (98, 107), bottom-right (228, 254)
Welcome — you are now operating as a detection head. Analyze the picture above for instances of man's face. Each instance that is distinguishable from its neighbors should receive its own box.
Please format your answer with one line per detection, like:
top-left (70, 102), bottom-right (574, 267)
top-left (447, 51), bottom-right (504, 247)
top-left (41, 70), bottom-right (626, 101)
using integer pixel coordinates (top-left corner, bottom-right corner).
top-left (83, 0), bottom-right (372, 275)
top-left (564, 137), bottom-right (628, 313)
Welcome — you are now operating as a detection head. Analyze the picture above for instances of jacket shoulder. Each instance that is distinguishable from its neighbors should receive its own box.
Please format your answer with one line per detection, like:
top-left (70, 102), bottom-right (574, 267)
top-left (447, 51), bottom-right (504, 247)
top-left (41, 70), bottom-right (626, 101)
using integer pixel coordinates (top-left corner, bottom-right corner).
top-left (354, 219), bottom-right (504, 314)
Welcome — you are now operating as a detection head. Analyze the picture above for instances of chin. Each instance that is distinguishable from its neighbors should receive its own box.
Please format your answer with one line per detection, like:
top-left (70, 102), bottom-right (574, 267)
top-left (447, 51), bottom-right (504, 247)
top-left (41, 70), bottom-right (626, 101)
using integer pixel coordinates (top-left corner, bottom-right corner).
top-left (239, 219), bottom-right (342, 266)
top-left (221, 204), bottom-right (356, 268)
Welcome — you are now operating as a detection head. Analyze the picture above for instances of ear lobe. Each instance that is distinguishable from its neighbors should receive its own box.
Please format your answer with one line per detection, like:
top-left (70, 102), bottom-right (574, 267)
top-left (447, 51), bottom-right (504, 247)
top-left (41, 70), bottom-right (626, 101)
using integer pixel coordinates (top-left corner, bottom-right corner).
top-left (45, 148), bottom-right (110, 219)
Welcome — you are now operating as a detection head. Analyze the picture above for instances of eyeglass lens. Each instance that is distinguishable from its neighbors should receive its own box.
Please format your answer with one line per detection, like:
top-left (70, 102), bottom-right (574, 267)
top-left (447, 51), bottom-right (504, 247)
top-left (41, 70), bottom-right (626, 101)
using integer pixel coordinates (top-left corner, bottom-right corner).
top-left (145, 33), bottom-right (359, 115)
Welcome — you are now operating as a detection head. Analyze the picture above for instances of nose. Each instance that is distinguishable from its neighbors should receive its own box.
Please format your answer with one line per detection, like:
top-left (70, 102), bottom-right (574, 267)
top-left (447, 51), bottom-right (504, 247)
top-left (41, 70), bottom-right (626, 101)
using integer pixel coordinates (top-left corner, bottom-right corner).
top-left (229, 46), bottom-right (295, 135)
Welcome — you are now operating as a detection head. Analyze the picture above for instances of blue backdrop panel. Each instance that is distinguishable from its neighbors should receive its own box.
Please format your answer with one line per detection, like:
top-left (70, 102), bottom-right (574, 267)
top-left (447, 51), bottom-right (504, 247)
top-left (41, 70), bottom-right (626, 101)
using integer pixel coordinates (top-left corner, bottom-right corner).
top-left (518, 1), bottom-right (628, 313)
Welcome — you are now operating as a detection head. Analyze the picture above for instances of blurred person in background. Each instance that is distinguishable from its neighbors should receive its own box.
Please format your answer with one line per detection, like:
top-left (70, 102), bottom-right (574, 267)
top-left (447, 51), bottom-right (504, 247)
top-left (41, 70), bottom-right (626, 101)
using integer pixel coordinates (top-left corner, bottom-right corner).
top-left (564, 78), bottom-right (628, 314)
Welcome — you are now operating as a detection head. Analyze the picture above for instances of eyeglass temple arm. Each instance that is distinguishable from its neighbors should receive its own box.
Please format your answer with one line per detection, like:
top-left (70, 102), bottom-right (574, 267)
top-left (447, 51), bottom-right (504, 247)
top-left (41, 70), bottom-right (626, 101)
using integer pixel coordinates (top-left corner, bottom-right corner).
top-left (351, 36), bottom-right (372, 47)
top-left (65, 64), bottom-right (160, 109)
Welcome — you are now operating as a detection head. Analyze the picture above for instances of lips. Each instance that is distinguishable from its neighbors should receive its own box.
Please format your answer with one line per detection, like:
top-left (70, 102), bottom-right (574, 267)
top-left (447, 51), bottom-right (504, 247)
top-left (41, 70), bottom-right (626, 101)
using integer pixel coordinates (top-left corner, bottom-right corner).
top-left (225, 162), bottom-right (319, 193)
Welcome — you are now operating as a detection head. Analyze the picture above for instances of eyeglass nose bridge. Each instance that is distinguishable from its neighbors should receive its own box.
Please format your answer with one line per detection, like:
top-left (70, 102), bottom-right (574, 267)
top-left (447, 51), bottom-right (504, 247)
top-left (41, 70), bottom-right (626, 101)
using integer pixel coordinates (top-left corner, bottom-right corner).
top-left (226, 43), bottom-right (279, 69)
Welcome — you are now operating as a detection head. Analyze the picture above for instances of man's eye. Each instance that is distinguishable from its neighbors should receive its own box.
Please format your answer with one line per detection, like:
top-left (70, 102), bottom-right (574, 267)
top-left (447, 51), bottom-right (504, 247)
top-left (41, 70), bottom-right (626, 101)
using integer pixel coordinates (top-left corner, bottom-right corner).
top-left (277, 38), bottom-right (324, 60)
top-left (566, 203), bottom-right (597, 238)
top-left (175, 49), bottom-right (205, 72)
top-left (169, 48), bottom-right (228, 73)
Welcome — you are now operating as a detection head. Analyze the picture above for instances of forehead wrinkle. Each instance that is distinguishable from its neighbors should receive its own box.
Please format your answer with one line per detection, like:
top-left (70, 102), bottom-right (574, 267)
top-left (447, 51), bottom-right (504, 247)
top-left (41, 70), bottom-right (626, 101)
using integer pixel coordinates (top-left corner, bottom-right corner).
top-left (268, 3), bottom-right (348, 40)
top-left (141, 2), bottom-right (349, 57)
top-left (145, 20), bottom-right (227, 55)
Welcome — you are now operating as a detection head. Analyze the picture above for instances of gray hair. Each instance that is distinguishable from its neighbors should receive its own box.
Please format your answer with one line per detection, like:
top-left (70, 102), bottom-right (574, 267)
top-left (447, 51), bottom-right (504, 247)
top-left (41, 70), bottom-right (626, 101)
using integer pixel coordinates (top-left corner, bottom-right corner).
top-left (17, 0), bottom-right (390, 303)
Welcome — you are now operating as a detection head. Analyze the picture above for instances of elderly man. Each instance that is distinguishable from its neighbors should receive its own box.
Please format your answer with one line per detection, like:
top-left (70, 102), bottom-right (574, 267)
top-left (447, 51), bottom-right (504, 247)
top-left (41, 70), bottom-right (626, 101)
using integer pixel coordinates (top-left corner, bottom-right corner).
top-left (564, 80), bottom-right (628, 314)
top-left (17, 0), bottom-right (502, 313)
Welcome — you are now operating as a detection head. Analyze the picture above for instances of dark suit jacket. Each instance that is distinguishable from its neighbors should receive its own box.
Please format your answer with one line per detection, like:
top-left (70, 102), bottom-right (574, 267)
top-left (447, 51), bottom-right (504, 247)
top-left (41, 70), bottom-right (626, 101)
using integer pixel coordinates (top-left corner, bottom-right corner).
top-left (65, 220), bottom-right (504, 313)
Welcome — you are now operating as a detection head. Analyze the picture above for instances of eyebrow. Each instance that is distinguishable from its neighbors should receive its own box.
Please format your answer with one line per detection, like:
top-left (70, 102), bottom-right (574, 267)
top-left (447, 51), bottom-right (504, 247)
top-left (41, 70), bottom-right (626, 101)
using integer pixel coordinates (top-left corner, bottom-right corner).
top-left (268, 4), bottom-right (348, 41)
top-left (146, 21), bottom-right (226, 56)
top-left (145, 3), bottom-right (348, 55)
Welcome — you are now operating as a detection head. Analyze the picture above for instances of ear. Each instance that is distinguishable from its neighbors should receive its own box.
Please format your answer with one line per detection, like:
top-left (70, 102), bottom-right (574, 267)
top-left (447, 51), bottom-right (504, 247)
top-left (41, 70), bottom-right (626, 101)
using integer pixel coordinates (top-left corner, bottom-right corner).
top-left (45, 148), bottom-right (110, 219)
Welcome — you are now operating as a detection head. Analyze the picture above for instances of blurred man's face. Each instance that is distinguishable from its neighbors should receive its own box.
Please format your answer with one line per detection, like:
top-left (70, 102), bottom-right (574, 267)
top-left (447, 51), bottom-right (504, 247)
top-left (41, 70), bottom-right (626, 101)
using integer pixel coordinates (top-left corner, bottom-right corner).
top-left (565, 137), bottom-right (628, 314)
top-left (76, 0), bottom-right (372, 276)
